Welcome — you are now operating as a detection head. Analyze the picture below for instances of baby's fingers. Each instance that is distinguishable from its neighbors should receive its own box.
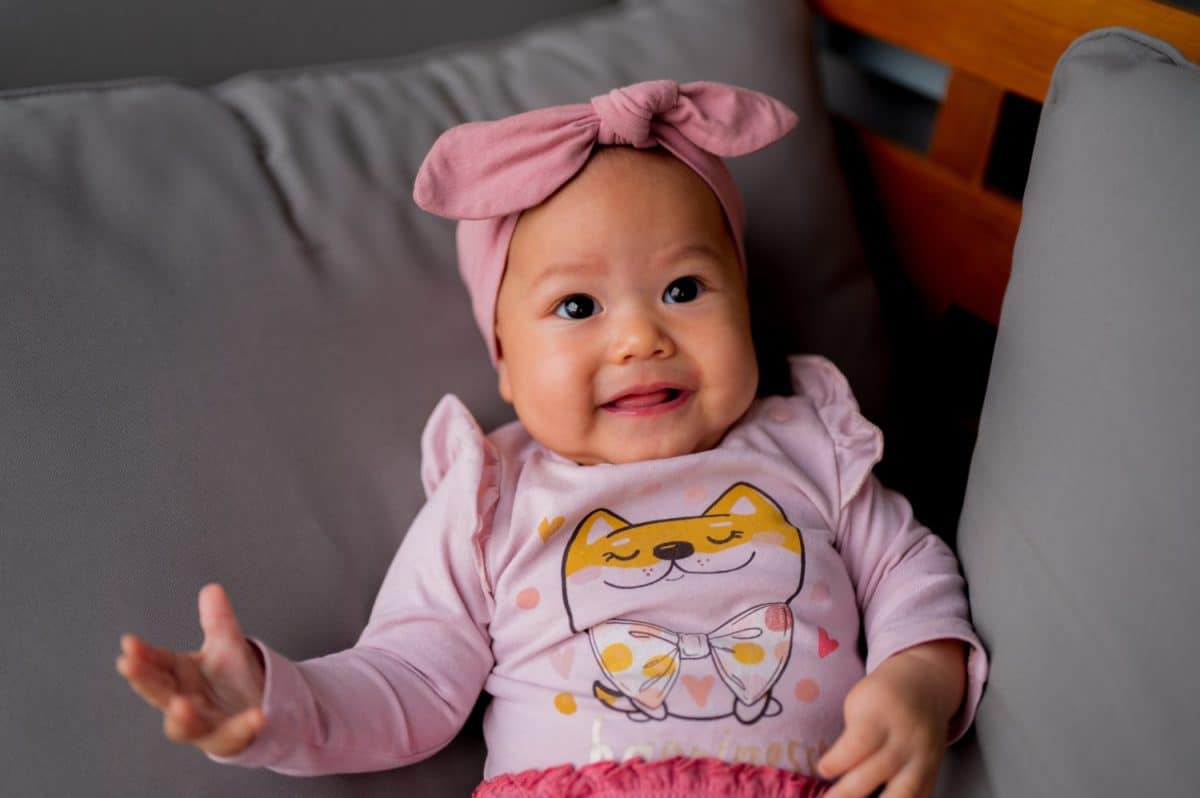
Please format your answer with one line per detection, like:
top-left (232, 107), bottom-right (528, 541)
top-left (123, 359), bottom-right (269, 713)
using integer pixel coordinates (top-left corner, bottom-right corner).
top-left (120, 633), bottom-right (179, 671)
top-left (824, 745), bottom-right (904, 798)
top-left (162, 693), bottom-right (224, 742)
top-left (116, 636), bottom-right (179, 710)
top-left (818, 722), bottom-right (886, 780)
top-left (878, 760), bottom-right (935, 798)
top-left (199, 706), bottom-right (266, 757)
top-left (165, 696), bottom-right (263, 757)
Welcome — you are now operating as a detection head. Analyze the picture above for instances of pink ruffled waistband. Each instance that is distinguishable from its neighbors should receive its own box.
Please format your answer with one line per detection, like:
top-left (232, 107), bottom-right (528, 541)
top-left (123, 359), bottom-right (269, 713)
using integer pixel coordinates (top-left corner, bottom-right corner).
top-left (473, 756), bottom-right (831, 798)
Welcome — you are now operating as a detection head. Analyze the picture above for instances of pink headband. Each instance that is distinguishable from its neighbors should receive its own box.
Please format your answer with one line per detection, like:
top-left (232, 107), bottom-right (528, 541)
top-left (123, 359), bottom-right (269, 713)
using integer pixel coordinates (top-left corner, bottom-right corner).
top-left (412, 79), bottom-right (799, 364)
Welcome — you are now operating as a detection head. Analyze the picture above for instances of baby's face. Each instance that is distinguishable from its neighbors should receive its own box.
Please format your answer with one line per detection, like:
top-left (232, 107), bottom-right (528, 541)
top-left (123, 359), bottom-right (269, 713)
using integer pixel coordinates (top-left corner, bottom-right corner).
top-left (494, 147), bottom-right (758, 465)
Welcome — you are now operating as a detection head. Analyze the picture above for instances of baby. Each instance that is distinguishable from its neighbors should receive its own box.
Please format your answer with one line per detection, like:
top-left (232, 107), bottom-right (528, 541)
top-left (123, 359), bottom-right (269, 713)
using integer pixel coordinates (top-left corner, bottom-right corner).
top-left (115, 80), bottom-right (988, 798)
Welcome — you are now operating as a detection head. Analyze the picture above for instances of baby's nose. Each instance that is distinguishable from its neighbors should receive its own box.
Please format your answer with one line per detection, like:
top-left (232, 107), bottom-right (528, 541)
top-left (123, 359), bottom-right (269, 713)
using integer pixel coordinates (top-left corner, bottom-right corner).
top-left (610, 310), bottom-right (675, 362)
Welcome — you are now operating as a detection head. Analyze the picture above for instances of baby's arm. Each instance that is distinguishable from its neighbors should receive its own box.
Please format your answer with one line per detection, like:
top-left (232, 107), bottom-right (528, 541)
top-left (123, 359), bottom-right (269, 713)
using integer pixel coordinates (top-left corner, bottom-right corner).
top-left (818, 473), bottom-right (985, 798)
top-left (116, 394), bottom-right (497, 776)
top-left (201, 446), bottom-right (496, 776)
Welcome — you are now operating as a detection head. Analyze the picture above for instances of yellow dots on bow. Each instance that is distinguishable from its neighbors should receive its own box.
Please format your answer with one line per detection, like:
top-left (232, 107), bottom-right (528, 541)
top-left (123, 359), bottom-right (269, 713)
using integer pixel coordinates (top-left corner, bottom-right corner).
top-left (642, 654), bottom-right (677, 679)
top-left (554, 693), bottom-right (577, 715)
top-left (601, 643), bottom-right (633, 673)
top-left (595, 684), bottom-right (621, 706)
top-left (732, 642), bottom-right (765, 665)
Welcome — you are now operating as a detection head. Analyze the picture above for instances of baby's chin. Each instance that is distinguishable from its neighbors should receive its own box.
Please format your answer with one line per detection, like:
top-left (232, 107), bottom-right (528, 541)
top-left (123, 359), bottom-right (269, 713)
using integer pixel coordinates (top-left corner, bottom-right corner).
top-left (546, 427), bottom-right (731, 466)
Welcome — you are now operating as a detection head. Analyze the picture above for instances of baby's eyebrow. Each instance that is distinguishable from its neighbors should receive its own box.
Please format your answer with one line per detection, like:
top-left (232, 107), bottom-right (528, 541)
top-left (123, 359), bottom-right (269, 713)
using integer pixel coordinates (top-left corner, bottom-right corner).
top-left (535, 261), bottom-right (602, 281)
top-left (530, 241), bottom-right (726, 283)
top-left (651, 242), bottom-right (724, 266)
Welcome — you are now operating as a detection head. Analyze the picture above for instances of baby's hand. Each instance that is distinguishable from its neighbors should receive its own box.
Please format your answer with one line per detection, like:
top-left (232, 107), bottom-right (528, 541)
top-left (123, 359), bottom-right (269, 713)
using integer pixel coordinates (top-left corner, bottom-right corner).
top-left (115, 583), bottom-right (266, 757)
top-left (817, 639), bottom-right (966, 798)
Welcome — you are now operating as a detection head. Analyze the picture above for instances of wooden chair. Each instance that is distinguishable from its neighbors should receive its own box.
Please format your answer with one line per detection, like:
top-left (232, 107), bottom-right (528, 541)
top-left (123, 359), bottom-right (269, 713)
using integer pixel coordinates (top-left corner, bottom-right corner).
top-left (810, 0), bottom-right (1200, 326)
top-left (802, 0), bottom-right (1200, 536)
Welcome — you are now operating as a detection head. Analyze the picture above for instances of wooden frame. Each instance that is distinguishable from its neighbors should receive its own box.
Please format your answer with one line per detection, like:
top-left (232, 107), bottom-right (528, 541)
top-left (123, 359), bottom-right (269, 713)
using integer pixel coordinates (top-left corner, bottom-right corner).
top-left (809, 0), bottom-right (1200, 325)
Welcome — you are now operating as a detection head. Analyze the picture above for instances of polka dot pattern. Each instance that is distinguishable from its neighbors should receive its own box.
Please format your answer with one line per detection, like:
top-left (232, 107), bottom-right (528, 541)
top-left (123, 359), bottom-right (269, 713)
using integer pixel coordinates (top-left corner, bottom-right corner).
top-left (794, 679), bottom-right (820, 703)
top-left (554, 693), bottom-right (577, 714)
top-left (732, 642), bottom-right (765, 665)
top-left (515, 587), bottom-right (540, 609)
top-left (765, 605), bottom-right (791, 631)
top-left (636, 687), bottom-right (665, 708)
top-left (601, 642), bottom-right (633, 672)
top-left (642, 654), bottom-right (676, 679)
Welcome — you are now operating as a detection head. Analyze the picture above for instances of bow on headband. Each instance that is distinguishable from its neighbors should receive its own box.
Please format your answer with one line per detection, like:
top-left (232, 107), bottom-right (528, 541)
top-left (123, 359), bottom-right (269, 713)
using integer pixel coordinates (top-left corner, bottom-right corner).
top-left (588, 602), bottom-right (794, 712)
top-left (411, 79), bottom-right (800, 363)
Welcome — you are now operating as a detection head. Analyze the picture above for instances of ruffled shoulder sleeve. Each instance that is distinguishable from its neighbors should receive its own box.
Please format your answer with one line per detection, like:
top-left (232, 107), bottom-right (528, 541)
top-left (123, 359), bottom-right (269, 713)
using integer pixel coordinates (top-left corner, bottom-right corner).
top-left (419, 394), bottom-right (496, 500)
top-left (420, 393), bottom-right (502, 604)
top-left (786, 354), bottom-right (883, 514)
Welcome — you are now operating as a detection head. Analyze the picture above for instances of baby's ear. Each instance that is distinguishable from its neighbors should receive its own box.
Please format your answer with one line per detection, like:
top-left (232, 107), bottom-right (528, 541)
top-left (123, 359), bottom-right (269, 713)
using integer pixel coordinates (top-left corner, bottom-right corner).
top-left (496, 353), bottom-right (513, 403)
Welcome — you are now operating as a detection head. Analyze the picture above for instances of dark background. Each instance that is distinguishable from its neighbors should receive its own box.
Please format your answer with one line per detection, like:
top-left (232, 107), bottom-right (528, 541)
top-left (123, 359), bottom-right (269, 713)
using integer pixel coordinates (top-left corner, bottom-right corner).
top-left (3, 0), bottom-right (1198, 93)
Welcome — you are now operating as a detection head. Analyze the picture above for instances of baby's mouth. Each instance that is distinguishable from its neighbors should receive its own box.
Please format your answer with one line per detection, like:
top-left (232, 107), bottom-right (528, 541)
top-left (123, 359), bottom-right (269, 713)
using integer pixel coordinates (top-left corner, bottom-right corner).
top-left (605, 388), bottom-right (681, 410)
top-left (602, 387), bottom-right (692, 417)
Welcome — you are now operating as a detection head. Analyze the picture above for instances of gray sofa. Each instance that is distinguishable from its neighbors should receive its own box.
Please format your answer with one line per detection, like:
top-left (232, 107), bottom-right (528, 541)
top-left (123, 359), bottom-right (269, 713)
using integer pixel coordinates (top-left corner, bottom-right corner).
top-left (4, 1), bottom-right (1197, 796)
top-left (1, 2), bottom-right (876, 795)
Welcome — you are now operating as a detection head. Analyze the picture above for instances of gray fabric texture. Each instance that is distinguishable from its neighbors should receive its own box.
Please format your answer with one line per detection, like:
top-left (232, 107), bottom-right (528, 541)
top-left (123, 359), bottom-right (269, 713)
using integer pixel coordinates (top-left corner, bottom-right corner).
top-left (0, 0), bottom-right (880, 795)
top-left (944, 27), bottom-right (1200, 798)
top-left (0, 0), bottom-right (616, 91)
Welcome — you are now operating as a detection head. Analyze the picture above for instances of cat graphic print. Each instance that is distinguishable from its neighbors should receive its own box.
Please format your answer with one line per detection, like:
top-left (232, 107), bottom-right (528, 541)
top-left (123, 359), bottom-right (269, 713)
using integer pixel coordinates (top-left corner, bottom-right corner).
top-left (560, 483), bottom-right (807, 725)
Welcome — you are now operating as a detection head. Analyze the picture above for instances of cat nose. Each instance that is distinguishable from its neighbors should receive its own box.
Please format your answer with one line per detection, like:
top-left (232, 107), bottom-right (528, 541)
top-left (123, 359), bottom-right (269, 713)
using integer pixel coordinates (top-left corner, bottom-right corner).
top-left (652, 541), bottom-right (695, 560)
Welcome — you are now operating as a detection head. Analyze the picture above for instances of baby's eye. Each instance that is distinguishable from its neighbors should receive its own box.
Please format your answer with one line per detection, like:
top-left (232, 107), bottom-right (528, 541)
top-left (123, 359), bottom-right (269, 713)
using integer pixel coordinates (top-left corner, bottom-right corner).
top-left (663, 276), bottom-right (703, 304)
top-left (553, 294), bottom-right (598, 320)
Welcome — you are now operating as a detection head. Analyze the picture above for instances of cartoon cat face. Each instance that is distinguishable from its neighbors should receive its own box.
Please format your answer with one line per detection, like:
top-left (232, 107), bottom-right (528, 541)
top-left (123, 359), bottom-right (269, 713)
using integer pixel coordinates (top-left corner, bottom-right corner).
top-left (561, 482), bottom-right (805, 632)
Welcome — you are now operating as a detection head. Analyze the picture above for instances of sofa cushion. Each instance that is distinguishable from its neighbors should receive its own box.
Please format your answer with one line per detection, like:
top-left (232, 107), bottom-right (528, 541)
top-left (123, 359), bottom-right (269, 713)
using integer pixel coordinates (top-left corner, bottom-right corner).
top-left (0, 0), bottom-right (879, 795)
top-left (211, 2), bottom-right (884, 411)
top-left (945, 27), bottom-right (1200, 798)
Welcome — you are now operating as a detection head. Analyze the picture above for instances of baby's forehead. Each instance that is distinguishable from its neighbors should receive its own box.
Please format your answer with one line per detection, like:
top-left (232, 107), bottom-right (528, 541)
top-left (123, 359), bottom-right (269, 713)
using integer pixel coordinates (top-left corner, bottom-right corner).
top-left (511, 149), bottom-right (734, 252)
top-left (584, 145), bottom-right (710, 192)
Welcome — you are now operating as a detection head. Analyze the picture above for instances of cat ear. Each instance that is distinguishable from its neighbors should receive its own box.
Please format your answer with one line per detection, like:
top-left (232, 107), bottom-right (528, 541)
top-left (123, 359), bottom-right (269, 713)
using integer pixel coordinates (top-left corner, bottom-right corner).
top-left (577, 509), bottom-right (631, 545)
top-left (704, 482), bottom-right (786, 522)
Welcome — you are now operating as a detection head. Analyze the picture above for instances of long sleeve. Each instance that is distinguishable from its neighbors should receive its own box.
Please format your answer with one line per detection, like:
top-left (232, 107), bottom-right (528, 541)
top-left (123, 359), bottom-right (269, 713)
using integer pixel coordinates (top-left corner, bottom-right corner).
top-left (207, 395), bottom-right (499, 775)
top-left (834, 474), bottom-right (988, 743)
top-left (783, 354), bottom-right (988, 744)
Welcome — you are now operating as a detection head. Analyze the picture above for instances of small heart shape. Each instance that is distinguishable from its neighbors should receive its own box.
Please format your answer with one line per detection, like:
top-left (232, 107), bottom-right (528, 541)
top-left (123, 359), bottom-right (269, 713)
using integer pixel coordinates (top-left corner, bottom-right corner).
top-left (549, 645), bottom-right (574, 679)
top-left (538, 516), bottom-right (565, 543)
top-left (817, 627), bottom-right (839, 658)
top-left (681, 675), bottom-right (715, 707)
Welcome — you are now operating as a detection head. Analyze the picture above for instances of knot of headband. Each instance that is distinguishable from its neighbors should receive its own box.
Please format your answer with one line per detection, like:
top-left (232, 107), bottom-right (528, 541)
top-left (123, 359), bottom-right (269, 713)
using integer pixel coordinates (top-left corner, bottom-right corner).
top-left (414, 79), bottom-right (798, 221)
top-left (593, 80), bottom-right (681, 147)
top-left (411, 79), bottom-right (799, 364)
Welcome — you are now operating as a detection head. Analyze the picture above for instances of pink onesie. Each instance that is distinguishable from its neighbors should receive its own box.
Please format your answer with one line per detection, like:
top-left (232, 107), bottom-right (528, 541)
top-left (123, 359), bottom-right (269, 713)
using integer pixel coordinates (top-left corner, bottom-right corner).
top-left (208, 355), bottom-right (988, 788)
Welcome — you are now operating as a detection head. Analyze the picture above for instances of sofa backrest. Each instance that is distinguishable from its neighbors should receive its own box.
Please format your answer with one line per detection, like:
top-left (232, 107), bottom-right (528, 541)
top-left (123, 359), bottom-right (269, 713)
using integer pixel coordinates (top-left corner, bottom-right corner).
top-left (0, 1), bottom-right (883, 794)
